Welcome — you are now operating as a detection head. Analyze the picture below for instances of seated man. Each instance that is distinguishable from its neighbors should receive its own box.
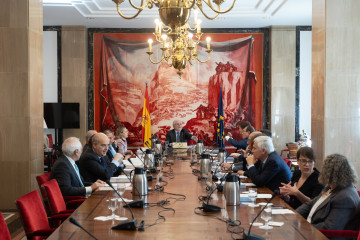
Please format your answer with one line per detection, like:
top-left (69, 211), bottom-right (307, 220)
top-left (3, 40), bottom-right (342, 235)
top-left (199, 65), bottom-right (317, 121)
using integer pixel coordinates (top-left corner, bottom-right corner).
top-left (78, 133), bottom-right (124, 183)
top-left (225, 121), bottom-right (253, 151)
top-left (165, 119), bottom-right (198, 143)
top-left (81, 130), bottom-right (97, 156)
top-left (50, 137), bottom-right (105, 197)
top-left (238, 136), bottom-right (292, 192)
top-left (104, 129), bottom-right (119, 159)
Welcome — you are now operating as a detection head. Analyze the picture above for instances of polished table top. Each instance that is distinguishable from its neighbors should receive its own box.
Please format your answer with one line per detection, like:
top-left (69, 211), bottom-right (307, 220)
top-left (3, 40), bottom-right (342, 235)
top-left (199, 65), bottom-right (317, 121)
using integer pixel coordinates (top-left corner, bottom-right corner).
top-left (48, 154), bottom-right (327, 240)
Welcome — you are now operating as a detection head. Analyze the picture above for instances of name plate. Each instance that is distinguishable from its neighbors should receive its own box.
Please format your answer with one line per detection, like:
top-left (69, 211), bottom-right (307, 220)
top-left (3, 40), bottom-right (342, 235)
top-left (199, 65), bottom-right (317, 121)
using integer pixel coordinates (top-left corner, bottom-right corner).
top-left (172, 142), bottom-right (188, 149)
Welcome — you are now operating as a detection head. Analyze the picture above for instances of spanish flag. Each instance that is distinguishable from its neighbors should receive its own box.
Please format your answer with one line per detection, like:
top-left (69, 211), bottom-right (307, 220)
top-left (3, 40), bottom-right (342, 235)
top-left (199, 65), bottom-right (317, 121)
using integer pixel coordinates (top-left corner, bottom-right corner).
top-left (142, 84), bottom-right (151, 147)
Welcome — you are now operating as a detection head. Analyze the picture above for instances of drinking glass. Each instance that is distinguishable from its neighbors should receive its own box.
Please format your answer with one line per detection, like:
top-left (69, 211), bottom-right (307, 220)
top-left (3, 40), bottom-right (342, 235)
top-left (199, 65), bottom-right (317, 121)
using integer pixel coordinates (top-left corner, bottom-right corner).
top-left (248, 188), bottom-right (259, 207)
top-left (215, 171), bottom-right (224, 184)
top-left (107, 198), bottom-right (118, 219)
top-left (117, 184), bottom-right (126, 197)
top-left (259, 206), bottom-right (273, 229)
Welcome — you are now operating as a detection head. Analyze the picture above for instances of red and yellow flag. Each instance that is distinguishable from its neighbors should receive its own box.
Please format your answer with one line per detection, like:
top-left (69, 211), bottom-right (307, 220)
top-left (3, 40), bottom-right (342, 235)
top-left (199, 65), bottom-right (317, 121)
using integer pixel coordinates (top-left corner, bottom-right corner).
top-left (141, 84), bottom-right (151, 147)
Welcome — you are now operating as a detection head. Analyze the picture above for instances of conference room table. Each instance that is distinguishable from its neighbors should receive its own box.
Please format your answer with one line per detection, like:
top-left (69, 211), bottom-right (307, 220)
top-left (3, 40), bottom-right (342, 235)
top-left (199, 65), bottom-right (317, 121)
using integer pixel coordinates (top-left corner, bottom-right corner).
top-left (48, 151), bottom-right (328, 240)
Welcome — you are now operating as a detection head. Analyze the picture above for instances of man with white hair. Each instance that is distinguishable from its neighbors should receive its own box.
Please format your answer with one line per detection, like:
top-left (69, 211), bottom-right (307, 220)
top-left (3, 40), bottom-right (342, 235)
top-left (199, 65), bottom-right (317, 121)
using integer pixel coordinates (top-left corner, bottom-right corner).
top-left (50, 137), bottom-right (105, 197)
top-left (165, 119), bottom-right (198, 143)
top-left (241, 136), bottom-right (292, 192)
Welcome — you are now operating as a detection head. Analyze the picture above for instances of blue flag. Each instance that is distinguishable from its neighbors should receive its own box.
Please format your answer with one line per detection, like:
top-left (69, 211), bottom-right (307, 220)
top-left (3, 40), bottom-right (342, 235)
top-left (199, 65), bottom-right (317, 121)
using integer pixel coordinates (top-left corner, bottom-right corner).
top-left (216, 87), bottom-right (225, 148)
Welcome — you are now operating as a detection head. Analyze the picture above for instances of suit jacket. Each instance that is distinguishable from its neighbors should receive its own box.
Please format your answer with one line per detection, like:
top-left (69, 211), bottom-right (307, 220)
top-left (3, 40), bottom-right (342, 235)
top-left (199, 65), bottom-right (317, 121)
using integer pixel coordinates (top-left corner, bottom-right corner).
top-left (165, 129), bottom-right (193, 143)
top-left (297, 184), bottom-right (360, 232)
top-left (49, 155), bottom-right (90, 196)
top-left (246, 151), bottom-right (292, 192)
top-left (227, 137), bottom-right (248, 150)
top-left (77, 149), bottom-right (118, 183)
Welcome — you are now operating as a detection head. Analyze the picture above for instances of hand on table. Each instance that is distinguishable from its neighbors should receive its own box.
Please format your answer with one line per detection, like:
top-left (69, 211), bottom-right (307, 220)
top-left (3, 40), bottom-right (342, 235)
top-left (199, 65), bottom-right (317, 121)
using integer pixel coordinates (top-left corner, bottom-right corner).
top-left (91, 179), bottom-right (106, 192)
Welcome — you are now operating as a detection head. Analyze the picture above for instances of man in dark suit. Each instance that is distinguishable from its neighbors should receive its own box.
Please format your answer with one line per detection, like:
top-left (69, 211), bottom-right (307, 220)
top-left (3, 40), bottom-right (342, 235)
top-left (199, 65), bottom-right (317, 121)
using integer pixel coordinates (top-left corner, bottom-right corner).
top-left (103, 129), bottom-right (118, 160)
top-left (50, 137), bottom-right (105, 197)
top-left (81, 130), bottom-right (97, 157)
top-left (240, 136), bottom-right (292, 192)
top-left (165, 119), bottom-right (198, 143)
top-left (78, 133), bottom-right (124, 183)
top-left (225, 121), bottom-right (252, 150)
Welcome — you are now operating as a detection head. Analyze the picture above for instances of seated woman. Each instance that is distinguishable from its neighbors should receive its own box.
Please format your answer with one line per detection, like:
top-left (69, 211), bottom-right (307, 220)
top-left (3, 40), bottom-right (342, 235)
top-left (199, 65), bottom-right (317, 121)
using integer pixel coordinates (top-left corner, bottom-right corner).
top-left (116, 126), bottom-right (132, 157)
top-left (279, 147), bottom-right (324, 209)
top-left (297, 153), bottom-right (360, 231)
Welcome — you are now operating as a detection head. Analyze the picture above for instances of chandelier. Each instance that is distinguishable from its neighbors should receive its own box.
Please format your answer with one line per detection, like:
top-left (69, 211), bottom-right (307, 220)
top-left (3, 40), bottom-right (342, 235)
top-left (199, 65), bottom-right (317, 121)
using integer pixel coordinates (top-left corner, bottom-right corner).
top-left (112, 0), bottom-right (237, 76)
top-left (147, 15), bottom-right (211, 77)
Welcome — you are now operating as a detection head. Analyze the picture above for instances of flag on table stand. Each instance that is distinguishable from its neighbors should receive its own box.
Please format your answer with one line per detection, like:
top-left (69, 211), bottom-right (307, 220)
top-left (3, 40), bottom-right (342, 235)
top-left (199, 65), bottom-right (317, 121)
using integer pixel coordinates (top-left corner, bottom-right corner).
top-left (216, 87), bottom-right (225, 148)
top-left (142, 84), bottom-right (152, 147)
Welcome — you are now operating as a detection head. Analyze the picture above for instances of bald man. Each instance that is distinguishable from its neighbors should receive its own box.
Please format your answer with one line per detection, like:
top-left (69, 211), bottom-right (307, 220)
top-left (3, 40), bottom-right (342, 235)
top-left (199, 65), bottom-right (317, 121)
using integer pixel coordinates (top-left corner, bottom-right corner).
top-left (81, 130), bottom-right (97, 156)
top-left (77, 133), bottom-right (124, 183)
top-left (165, 119), bottom-right (198, 143)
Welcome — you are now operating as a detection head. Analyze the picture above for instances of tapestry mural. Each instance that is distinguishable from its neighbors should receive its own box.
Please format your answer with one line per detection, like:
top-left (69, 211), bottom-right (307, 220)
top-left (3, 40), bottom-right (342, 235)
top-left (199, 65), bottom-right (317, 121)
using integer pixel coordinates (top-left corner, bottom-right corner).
top-left (93, 32), bottom-right (264, 147)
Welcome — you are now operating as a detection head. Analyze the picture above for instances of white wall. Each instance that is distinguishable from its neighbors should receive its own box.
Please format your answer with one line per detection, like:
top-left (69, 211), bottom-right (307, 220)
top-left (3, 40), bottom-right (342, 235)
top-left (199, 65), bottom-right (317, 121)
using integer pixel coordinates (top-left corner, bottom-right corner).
top-left (299, 31), bottom-right (312, 140)
top-left (43, 31), bottom-right (58, 142)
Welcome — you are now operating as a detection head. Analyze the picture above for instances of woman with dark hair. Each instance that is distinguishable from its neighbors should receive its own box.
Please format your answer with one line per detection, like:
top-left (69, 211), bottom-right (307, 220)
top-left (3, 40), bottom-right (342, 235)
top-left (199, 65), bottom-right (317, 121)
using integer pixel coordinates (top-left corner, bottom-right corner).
top-left (280, 147), bottom-right (324, 209)
top-left (297, 153), bottom-right (360, 231)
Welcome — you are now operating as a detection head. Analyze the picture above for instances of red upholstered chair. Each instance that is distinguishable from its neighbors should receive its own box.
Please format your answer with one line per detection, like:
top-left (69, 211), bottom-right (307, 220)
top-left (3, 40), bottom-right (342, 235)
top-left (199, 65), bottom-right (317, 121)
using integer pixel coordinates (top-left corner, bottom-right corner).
top-left (319, 229), bottom-right (359, 239)
top-left (0, 211), bottom-right (11, 240)
top-left (36, 172), bottom-right (51, 189)
top-left (36, 172), bottom-right (84, 209)
top-left (281, 157), bottom-right (292, 168)
top-left (15, 191), bottom-right (56, 240)
top-left (42, 179), bottom-right (76, 216)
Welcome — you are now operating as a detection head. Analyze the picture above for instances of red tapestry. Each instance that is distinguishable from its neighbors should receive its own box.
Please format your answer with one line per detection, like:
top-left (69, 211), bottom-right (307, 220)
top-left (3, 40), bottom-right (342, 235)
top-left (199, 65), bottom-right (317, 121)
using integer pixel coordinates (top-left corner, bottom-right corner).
top-left (93, 32), bottom-right (264, 146)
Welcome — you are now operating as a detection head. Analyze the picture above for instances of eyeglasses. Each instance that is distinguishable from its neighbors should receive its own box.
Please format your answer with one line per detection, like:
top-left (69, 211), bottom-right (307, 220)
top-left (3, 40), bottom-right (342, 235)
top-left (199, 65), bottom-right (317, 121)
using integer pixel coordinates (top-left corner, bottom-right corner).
top-left (298, 159), bottom-right (314, 165)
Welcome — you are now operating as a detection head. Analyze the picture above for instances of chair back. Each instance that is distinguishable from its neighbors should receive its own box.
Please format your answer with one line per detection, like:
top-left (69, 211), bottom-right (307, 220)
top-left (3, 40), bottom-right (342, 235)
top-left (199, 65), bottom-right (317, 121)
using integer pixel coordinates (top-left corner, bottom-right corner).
top-left (15, 191), bottom-right (50, 238)
top-left (42, 179), bottom-right (67, 215)
top-left (36, 172), bottom-right (50, 189)
top-left (0, 211), bottom-right (11, 240)
top-left (282, 157), bottom-right (292, 168)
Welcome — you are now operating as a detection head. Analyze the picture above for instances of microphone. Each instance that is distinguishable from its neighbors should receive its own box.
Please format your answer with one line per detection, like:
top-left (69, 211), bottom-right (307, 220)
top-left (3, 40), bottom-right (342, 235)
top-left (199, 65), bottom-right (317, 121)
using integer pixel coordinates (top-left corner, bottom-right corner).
top-left (244, 190), bottom-right (280, 240)
top-left (204, 141), bottom-right (217, 153)
top-left (69, 217), bottom-right (98, 239)
top-left (120, 163), bottom-right (144, 208)
top-left (105, 180), bottom-right (138, 231)
top-left (134, 152), bottom-right (146, 168)
top-left (201, 182), bottom-right (221, 212)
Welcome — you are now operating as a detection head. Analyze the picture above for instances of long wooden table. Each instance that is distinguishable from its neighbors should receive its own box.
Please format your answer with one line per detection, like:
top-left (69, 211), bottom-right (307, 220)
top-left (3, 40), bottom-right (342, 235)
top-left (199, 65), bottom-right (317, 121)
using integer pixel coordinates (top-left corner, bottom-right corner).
top-left (48, 154), bottom-right (328, 240)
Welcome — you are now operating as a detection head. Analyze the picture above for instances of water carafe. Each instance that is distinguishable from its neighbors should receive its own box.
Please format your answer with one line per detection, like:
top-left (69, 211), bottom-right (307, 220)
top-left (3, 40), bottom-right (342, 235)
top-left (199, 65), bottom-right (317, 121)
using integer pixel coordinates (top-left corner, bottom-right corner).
top-left (223, 173), bottom-right (240, 205)
top-left (132, 167), bottom-right (148, 196)
top-left (144, 149), bottom-right (155, 169)
top-left (195, 140), bottom-right (204, 155)
top-left (200, 153), bottom-right (211, 178)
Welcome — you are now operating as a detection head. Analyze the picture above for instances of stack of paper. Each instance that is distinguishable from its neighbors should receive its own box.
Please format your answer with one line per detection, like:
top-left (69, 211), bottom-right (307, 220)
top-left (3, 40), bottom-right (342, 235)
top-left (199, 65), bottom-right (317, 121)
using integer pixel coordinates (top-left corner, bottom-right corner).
top-left (123, 158), bottom-right (144, 169)
top-left (110, 175), bottom-right (130, 183)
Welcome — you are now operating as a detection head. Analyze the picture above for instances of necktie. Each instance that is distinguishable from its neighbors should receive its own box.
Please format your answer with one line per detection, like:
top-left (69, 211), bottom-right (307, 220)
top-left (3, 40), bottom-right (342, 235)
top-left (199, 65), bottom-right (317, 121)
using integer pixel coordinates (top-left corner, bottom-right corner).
top-left (109, 145), bottom-right (116, 158)
top-left (100, 157), bottom-right (107, 169)
top-left (74, 164), bottom-right (84, 187)
top-left (176, 132), bottom-right (180, 142)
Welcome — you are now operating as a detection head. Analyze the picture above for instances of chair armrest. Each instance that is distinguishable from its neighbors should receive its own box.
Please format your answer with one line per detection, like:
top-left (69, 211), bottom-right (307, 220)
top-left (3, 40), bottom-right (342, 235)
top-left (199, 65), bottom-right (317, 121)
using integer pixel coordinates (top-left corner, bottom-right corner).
top-left (66, 199), bottom-right (86, 209)
top-left (319, 229), bottom-right (358, 238)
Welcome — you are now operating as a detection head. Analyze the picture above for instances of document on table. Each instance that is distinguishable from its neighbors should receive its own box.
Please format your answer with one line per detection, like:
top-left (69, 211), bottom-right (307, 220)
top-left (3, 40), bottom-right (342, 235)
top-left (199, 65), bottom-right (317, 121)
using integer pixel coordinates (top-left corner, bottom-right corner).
top-left (242, 183), bottom-right (256, 187)
top-left (99, 182), bottom-right (131, 191)
top-left (123, 158), bottom-right (144, 168)
top-left (272, 209), bottom-right (295, 214)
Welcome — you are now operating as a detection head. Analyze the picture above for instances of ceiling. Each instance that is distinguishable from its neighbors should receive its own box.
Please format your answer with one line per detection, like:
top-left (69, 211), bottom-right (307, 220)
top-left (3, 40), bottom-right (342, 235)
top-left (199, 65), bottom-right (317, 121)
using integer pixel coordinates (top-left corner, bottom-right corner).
top-left (43, 0), bottom-right (312, 29)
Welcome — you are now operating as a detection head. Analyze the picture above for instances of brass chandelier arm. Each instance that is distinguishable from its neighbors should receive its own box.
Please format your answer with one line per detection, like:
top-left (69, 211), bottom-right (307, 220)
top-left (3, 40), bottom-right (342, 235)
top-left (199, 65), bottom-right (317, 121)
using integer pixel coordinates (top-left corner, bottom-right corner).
top-left (199, 0), bottom-right (237, 15)
top-left (195, 49), bottom-right (212, 63)
top-left (197, 5), bottom-right (220, 20)
top-left (115, 3), bottom-right (144, 19)
top-left (147, 52), bottom-right (165, 64)
top-left (128, 0), bottom-right (151, 11)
